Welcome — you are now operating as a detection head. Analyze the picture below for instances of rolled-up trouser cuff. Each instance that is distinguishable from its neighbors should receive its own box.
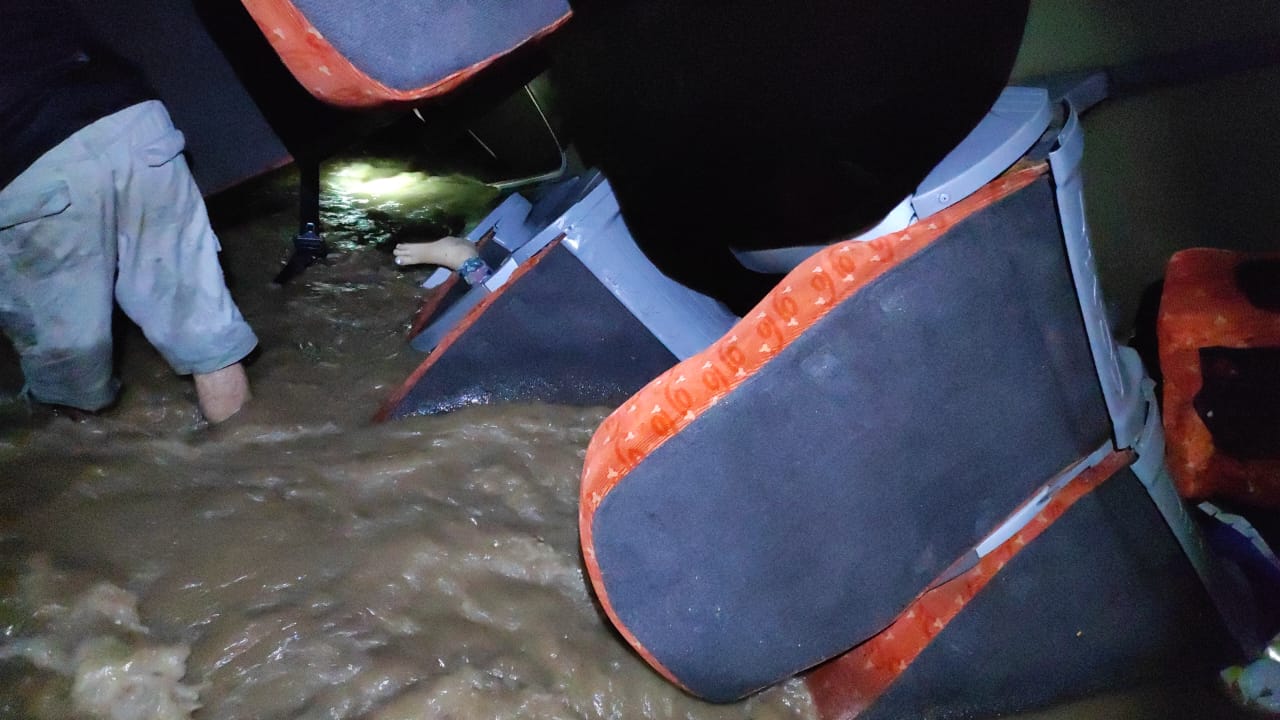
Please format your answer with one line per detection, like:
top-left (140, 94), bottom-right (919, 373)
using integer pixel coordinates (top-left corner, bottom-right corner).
top-left (22, 344), bottom-right (121, 411)
top-left (164, 325), bottom-right (258, 376)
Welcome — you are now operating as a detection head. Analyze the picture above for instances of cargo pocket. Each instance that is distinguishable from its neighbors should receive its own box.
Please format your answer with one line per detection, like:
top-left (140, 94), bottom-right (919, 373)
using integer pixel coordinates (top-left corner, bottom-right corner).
top-left (141, 128), bottom-right (187, 167)
top-left (0, 181), bottom-right (71, 232)
top-left (0, 181), bottom-right (82, 276)
top-left (130, 127), bottom-right (198, 234)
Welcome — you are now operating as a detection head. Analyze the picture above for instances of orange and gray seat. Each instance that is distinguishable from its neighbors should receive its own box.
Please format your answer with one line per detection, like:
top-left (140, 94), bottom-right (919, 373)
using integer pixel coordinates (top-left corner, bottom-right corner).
top-left (379, 87), bottom-right (1057, 420)
top-left (576, 98), bottom-right (1268, 705)
top-left (239, 0), bottom-right (569, 107)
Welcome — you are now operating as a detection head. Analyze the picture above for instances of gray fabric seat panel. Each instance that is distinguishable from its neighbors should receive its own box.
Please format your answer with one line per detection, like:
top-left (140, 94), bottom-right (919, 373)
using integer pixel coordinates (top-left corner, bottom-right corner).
top-left (591, 177), bottom-right (1112, 701)
top-left (292, 0), bottom-right (568, 91)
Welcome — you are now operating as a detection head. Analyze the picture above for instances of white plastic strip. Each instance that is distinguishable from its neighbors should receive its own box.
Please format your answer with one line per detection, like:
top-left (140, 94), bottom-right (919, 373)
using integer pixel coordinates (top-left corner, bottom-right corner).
top-left (974, 442), bottom-right (1114, 558)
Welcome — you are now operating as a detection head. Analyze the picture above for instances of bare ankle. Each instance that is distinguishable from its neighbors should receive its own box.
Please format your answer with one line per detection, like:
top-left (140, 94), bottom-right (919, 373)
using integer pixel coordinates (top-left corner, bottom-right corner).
top-left (193, 363), bottom-right (251, 424)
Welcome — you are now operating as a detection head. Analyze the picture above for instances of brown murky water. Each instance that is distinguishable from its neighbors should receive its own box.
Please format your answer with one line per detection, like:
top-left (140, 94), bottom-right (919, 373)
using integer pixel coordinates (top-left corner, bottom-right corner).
top-left (0, 158), bottom-right (815, 720)
top-left (0, 157), bottom-right (1255, 719)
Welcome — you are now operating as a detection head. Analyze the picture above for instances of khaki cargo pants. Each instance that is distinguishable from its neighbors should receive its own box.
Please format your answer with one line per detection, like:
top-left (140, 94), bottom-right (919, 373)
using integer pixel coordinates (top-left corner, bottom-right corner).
top-left (0, 101), bottom-right (257, 410)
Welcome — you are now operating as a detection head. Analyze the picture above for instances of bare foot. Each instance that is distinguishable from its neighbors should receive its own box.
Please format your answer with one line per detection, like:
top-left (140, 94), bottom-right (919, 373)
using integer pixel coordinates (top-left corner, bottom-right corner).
top-left (193, 362), bottom-right (251, 424)
top-left (392, 236), bottom-right (478, 271)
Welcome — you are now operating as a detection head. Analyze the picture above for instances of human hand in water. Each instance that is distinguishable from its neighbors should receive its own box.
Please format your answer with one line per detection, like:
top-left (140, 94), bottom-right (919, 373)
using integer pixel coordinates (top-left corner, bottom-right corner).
top-left (392, 236), bottom-right (477, 271)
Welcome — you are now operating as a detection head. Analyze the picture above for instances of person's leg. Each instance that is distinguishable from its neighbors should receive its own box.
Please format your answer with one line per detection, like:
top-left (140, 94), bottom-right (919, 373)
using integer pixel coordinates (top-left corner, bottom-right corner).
top-left (0, 130), bottom-right (119, 412)
top-left (110, 102), bottom-right (257, 423)
top-left (392, 236), bottom-right (477, 270)
top-left (191, 361), bottom-right (250, 424)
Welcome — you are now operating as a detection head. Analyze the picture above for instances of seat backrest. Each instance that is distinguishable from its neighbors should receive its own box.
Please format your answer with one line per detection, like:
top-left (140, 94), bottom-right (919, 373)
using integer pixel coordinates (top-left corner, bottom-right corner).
top-left (578, 165), bottom-right (1114, 701)
top-left (734, 86), bottom-right (1054, 274)
top-left (240, 0), bottom-right (569, 106)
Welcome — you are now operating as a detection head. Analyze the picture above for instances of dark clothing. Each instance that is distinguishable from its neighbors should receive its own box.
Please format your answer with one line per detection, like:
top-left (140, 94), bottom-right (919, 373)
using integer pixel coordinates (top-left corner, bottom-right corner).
top-left (554, 0), bottom-right (1031, 314)
top-left (1, 0), bottom-right (152, 190)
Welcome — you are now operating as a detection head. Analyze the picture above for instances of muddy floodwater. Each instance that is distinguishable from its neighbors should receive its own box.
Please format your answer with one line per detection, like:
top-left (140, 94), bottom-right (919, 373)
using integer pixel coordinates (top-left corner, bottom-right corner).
top-left (0, 157), bottom-right (1252, 720)
top-left (0, 158), bottom-right (813, 720)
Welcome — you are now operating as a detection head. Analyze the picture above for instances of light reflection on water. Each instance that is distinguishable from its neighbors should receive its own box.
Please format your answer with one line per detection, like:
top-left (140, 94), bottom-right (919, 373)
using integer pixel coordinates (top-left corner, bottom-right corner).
top-left (320, 160), bottom-right (499, 252)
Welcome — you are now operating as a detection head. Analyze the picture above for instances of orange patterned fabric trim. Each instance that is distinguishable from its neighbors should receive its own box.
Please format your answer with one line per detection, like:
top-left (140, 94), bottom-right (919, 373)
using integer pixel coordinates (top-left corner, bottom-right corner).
top-left (804, 450), bottom-right (1134, 720)
top-left (578, 163), bottom-right (1048, 687)
top-left (1158, 248), bottom-right (1280, 507)
top-left (240, 0), bottom-right (570, 108)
